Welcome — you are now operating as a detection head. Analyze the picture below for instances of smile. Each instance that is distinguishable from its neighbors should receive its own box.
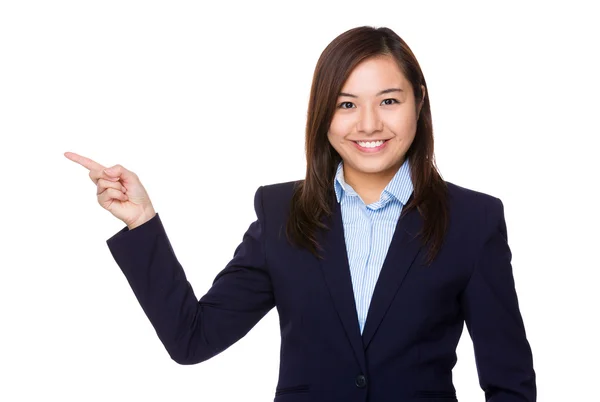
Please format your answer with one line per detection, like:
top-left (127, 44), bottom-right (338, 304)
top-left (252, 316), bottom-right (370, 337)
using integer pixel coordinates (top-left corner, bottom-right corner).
top-left (353, 139), bottom-right (389, 152)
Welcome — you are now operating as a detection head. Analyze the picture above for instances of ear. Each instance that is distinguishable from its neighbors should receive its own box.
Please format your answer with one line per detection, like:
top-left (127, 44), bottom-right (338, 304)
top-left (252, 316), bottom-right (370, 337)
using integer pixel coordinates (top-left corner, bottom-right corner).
top-left (417, 84), bottom-right (426, 118)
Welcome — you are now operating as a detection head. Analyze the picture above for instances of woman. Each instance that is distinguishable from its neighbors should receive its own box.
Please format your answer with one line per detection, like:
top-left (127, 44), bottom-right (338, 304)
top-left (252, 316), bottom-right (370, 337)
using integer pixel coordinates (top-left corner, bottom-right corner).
top-left (65, 26), bottom-right (536, 402)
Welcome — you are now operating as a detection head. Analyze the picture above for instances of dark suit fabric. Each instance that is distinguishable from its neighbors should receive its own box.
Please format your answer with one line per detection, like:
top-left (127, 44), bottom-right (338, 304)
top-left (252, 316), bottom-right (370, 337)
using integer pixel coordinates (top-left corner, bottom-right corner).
top-left (106, 180), bottom-right (536, 402)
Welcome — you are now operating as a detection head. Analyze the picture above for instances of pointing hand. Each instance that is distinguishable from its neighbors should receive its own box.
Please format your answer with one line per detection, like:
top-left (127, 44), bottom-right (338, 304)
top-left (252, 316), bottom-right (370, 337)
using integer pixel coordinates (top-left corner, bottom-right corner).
top-left (64, 151), bottom-right (157, 229)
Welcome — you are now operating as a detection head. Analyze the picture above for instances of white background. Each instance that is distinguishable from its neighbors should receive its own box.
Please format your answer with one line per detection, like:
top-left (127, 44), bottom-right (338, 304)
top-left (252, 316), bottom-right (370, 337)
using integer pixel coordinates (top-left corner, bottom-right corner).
top-left (1, 1), bottom-right (598, 401)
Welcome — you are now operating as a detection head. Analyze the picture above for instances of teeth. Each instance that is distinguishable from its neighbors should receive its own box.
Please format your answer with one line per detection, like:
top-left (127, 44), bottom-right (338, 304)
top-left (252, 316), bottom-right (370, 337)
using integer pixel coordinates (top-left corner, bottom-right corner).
top-left (357, 140), bottom-right (385, 148)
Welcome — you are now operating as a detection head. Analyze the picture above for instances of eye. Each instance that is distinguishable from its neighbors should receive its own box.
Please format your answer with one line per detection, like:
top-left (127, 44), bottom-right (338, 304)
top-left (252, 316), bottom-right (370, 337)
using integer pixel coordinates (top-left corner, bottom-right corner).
top-left (338, 101), bottom-right (355, 109)
top-left (381, 98), bottom-right (399, 105)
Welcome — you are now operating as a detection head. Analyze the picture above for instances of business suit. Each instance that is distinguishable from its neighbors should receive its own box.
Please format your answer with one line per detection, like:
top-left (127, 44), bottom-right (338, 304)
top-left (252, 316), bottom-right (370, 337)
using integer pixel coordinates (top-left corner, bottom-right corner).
top-left (106, 179), bottom-right (536, 402)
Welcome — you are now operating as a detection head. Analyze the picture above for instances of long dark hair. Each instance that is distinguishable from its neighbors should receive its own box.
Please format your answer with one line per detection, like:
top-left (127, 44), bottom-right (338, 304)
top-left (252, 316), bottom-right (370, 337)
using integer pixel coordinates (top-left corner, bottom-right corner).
top-left (286, 26), bottom-right (449, 267)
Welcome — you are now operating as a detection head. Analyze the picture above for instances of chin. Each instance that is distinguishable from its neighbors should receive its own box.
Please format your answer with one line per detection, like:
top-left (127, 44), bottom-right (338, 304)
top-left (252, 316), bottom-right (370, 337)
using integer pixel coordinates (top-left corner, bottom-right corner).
top-left (348, 160), bottom-right (396, 174)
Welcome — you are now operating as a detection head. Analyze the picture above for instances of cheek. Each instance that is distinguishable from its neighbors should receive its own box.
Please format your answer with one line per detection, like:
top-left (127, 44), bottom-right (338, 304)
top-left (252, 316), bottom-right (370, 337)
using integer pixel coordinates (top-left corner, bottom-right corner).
top-left (326, 132), bottom-right (339, 152)
top-left (387, 116), bottom-right (418, 138)
top-left (329, 113), bottom-right (353, 134)
top-left (327, 123), bottom-right (346, 143)
top-left (328, 122), bottom-right (339, 138)
top-left (327, 132), bottom-right (348, 156)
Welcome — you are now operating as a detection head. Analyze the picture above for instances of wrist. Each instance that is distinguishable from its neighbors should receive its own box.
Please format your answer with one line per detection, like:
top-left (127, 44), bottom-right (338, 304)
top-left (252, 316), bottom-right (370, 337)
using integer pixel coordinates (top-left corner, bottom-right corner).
top-left (128, 209), bottom-right (157, 230)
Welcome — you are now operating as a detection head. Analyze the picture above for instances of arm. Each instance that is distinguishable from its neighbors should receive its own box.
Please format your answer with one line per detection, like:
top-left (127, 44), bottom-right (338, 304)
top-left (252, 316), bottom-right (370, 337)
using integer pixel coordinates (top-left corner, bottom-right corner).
top-left (106, 186), bottom-right (274, 364)
top-left (459, 197), bottom-right (537, 401)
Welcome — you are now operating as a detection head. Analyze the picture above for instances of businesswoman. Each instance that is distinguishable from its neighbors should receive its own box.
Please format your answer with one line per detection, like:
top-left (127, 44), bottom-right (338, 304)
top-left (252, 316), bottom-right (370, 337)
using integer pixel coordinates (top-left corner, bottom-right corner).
top-left (65, 26), bottom-right (536, 402)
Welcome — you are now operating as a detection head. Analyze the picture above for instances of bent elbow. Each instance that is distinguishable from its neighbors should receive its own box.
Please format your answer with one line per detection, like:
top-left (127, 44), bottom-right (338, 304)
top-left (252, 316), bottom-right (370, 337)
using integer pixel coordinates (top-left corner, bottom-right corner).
top-left (169, 348), bottom-right (217, 365)
top-left (166, 338), bottom-right (223, 365)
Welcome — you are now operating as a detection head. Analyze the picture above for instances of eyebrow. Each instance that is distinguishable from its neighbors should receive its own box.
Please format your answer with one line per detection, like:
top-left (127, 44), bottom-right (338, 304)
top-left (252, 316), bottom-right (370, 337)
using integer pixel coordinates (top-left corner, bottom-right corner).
top-left (338, 88), bottom-right (404, 98)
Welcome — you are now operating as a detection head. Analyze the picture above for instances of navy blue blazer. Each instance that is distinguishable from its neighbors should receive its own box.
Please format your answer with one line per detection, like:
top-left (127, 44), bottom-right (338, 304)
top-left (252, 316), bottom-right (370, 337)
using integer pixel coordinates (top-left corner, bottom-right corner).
top-left (106, 180), bottom-right (536, 402)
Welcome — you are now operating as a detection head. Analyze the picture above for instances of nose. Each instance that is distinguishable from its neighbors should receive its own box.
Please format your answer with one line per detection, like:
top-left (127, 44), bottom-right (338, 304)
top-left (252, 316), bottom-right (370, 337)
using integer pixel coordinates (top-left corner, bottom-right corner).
top-left (356, 104), bottom-right (383, 134)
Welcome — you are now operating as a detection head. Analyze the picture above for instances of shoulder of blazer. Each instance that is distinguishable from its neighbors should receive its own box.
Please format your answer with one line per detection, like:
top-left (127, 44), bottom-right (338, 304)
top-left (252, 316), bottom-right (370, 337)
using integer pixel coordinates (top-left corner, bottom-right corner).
top-left (254, 180), bottom-right (303, 231)
top-left (445, 180), bottom-right (504, 212)
top-left (255, 179), bottom-right (504, 218)
top-left (261, 179), bottom-right (302, 196)
top-left (444, 180), bottom-right (507, 248)
top-left (254, 179), bottom-right (505, 242)
top-left (259, 179), bottom-right (302, 213)
top-left (255, 180), bottom-right (302, 241)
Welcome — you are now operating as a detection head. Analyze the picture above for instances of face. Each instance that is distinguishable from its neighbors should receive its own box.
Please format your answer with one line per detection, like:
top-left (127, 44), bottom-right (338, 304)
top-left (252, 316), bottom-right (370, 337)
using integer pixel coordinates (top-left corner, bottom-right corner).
top-left (327, 54), bottom-right (425, 183)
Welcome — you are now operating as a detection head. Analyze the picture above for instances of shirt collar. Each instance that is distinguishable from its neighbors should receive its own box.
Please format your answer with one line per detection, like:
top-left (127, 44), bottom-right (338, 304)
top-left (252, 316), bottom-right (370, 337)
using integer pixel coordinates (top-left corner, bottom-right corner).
top-left (333, 157), bottom-right (414, 205)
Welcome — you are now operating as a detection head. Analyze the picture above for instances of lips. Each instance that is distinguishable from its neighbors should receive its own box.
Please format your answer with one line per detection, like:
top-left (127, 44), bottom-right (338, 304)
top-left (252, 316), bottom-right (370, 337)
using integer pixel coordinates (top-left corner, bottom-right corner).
top-left (353, 139), bottom-right (389, 152)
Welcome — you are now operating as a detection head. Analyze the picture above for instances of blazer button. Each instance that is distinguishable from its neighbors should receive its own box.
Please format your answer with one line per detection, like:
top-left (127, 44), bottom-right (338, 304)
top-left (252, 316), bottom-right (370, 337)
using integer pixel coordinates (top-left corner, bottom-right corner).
top-left (355, 374), bottom-right (367, 388)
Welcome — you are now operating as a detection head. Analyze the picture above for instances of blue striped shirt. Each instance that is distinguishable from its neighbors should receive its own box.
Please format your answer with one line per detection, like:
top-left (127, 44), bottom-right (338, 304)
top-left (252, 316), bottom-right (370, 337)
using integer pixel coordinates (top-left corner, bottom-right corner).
top-left (333, 158), bottom-right (414, 334)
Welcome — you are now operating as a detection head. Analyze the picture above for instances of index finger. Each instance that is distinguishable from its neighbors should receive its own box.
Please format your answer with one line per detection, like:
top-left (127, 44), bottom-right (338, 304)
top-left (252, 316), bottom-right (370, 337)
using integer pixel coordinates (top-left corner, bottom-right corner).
top-left (64, 151), bottom-right (105, 171)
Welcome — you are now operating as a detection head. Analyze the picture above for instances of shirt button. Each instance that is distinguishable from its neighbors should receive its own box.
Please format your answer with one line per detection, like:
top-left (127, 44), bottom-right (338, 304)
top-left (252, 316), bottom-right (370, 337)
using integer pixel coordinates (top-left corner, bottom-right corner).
top-left (355, 374), bottom-right (367, 388)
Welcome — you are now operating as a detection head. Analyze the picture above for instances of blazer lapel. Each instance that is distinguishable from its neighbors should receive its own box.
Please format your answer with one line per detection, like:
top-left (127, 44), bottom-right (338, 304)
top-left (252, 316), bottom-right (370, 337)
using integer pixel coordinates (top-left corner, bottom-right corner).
top-left (317, 192), bottom-right (425, 368)
top-left (317, 199), bottom-right (367, 373)
top-left (361, 194), bottom-right (424, 349)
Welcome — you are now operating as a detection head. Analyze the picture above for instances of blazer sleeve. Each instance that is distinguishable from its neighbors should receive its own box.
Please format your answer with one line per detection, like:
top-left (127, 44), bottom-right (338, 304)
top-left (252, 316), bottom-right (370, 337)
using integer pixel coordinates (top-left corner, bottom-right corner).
top-left (459, 197), bottom-right (537, 401)
top-left (105, 185), bottom-right (275, 365)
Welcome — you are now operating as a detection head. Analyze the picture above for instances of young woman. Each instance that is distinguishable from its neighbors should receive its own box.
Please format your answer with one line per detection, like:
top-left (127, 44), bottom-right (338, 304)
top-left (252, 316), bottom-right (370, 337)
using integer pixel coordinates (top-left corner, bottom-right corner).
top-left (65, 26), bottom-right (536, 402)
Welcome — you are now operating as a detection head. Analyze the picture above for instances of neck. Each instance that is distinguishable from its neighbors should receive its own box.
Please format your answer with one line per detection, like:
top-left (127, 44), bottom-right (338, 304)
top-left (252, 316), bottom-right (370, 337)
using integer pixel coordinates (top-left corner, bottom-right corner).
top-left (343, 159), bottom-right (403, 203)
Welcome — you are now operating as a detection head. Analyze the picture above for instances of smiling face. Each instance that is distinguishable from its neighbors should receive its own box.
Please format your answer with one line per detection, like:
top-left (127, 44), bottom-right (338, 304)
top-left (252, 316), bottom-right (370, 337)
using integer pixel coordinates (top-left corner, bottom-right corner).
top-left (328, 54), bottom-right (425, 186)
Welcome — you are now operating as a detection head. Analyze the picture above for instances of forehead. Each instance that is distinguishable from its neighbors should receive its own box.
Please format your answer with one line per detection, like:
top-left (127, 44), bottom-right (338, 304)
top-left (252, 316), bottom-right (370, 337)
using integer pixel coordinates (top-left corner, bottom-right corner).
top-left (341, 55), bottom-right (409, 92)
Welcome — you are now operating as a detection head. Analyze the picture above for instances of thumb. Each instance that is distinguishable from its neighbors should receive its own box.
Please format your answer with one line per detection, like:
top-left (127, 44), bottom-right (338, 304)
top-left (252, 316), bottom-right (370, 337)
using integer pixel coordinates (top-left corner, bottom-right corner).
top-left (103, 165), bottom-right (136, 181)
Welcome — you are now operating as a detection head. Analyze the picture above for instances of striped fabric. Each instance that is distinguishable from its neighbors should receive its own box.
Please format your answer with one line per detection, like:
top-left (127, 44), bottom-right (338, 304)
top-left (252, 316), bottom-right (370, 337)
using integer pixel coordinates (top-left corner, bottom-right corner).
top-left (333, 157), bottom-right (414, 334)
